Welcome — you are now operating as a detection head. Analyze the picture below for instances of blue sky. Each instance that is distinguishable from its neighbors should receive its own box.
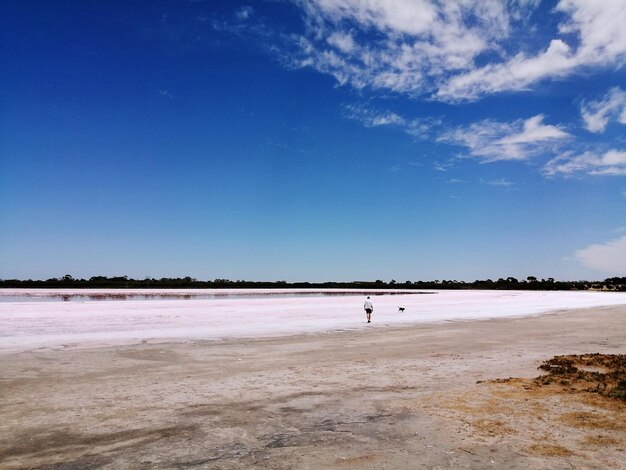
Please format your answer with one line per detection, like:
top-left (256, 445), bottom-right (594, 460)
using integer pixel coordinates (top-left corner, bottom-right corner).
top-left (1, 0), bottom-right (625, 282)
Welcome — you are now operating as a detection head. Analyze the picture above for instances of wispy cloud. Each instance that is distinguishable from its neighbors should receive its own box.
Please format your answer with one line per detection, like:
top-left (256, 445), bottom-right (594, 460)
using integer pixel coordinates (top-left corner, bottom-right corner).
top-left (343, 104), bottom-right (405, 128)
top-left (438, 114), bottom-right (570, 162)
top-left (484, 178), bottom-right (514, 187)
top-left (326, 32), bottom-right (355, 53)
top-left (346, 105), bottom-right (594, 178)
top-left (436, 38), bottom-right (574, 101)
top-left (433, 161), bottom-right (453, 172)
top-left (575, 236), bottom-right (626, 275)
top-left (269, 1), bottom-right (626, 102)
top-left (290, 0), bottom-right (514, 97)
top-left (235, 6), bottom-right (253, 21)
top-left (544, 149), bottom-right (626, 176)
top-left (342, 103), bottom-right (624, 181)
top-left (580, 87), bottom-right (626, 133)
top-left (343, 103), bottom-right (440, 138)
top-left (158, 89), bottom-right (174, 99)
top-left (213, 2), bottom-right (626, 103)
top-left (437, 1), bottom-right (626, 101)
top-left (208, 2), bottom-right (626, 184)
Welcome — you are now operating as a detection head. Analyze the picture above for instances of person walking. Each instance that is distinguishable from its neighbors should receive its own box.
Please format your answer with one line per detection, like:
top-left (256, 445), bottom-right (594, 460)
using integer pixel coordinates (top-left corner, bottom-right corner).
top-left (364, 296), bottom-right (373, 323)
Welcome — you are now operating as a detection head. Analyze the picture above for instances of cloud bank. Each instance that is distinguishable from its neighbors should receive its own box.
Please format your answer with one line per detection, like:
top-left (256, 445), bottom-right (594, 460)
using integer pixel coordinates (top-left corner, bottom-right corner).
top-left (287, 0), bottom-right (626, 101)
top-left (576, 236), bottom-right (626, 275)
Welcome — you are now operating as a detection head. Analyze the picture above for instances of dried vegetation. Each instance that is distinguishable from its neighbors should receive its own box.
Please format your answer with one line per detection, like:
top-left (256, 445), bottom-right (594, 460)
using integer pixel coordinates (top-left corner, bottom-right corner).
top-left (534, 354), bottom-right (626, 401)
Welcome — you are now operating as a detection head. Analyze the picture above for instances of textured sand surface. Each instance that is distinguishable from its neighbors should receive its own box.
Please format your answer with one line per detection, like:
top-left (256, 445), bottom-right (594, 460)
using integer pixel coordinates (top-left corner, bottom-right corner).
top-left (1, 305), bottom-right (625, 469)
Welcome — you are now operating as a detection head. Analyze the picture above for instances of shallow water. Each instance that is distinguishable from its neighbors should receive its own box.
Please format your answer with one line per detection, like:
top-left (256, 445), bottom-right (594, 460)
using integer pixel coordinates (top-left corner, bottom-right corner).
top-left (0, 290), bottom-right (425, 303)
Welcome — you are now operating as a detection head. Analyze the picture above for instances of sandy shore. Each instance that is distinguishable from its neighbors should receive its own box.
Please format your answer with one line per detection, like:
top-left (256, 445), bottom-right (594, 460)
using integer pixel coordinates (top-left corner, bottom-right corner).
top-left (1, 306), bottom-right (625, 469)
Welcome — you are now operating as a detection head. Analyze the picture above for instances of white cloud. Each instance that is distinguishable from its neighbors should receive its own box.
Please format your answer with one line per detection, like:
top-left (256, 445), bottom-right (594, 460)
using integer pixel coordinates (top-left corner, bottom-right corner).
top-left (485, 178), bottom-right (514, 186)
top-left (437, 0), bottom-right (626, 101)
top-left (433, 161), bottom-right (452, 172)
top-left (544, 149), bottom-right (626, 176)
top-left (575, 236), bottom-right (626, 275)
top-left (343, 103), bottom-right (439, 138)
top-left (343, 103), bottom-right (404, 127)
top-left (497, 114), bottom-right (570, 144)
top-left (281, 1), bottom-right (626, 102)
top-left (580, 87), bottom-right (626, 133)
top-left (508, 0), bottom-right (542, 20)
top-left (292, 0), bottom-right (513, 97)
top-left (236, 6), bottom-right (253, 21)
top-left (344, 105), bottom-right (575, 172)
top-left (439, 114), bottom-right (570, 162)
top-left (558, 0), bottom-right (626, 62)
top-left (437, 39), bottom-right (574, 101)
top-left (326, 32), bottom-right (355, 53)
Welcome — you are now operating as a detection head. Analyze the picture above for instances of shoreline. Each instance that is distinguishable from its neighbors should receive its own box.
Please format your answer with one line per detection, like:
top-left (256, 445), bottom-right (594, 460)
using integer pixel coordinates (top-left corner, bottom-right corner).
top-left (1, 305), bottom-right (625, 469)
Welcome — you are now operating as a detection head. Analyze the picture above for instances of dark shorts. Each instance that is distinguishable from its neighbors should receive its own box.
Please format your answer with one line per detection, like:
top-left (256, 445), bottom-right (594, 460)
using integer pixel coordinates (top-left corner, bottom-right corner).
top-left (365, 308), bottom-right (372, 314)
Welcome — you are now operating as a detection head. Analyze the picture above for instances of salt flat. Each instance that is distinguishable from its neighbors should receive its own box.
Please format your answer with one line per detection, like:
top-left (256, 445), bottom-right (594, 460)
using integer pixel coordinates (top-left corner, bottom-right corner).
top-left (1, 289), bottom-right (626, 353)
top-left (1, 304), bottom-right (624, 469)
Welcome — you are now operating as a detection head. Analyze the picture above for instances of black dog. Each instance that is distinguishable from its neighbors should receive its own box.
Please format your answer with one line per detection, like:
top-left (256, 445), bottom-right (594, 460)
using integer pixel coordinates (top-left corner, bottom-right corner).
top-left (398, 307), bottom-right (405, 312)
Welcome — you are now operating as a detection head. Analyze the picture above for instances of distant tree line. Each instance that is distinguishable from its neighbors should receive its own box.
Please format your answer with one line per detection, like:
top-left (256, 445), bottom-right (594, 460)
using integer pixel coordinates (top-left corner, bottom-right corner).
top-left (1, 275), bottom-right (625, 291)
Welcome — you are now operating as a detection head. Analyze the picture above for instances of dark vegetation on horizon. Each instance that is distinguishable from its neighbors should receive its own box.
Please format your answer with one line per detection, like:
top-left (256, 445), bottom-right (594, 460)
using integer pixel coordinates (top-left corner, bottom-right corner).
top-left (1, 275), bottom-right (625, 291)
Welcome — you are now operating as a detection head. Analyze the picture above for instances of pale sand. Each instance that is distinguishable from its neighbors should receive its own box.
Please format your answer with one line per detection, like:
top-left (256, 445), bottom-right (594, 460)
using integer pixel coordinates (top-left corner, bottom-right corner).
top-left (1, 306), bottom-right (624, 469)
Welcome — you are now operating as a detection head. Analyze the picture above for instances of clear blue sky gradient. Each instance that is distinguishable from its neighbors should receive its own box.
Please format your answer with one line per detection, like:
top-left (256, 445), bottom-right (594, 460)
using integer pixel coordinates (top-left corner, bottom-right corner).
top-left (1, 0), bottom-right (625, 281)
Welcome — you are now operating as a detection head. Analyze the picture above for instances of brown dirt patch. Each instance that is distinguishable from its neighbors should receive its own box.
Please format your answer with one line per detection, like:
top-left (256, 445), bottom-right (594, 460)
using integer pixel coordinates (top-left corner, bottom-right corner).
top-left (560, 411), bottom-right (623, 430)
top-left (581, 434), bottom-right (622, 446)
top-left (526, 443), bottom-right (574, 457)
top-left (426, 354), bottom-right (626, 465)
top-left (469, 418), bottom-right (516, 437)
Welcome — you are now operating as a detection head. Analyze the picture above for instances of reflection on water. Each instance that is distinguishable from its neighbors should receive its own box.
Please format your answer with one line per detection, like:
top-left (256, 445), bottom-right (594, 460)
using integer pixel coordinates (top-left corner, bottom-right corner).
top-left (0, 291), bottom-right (428, 303)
